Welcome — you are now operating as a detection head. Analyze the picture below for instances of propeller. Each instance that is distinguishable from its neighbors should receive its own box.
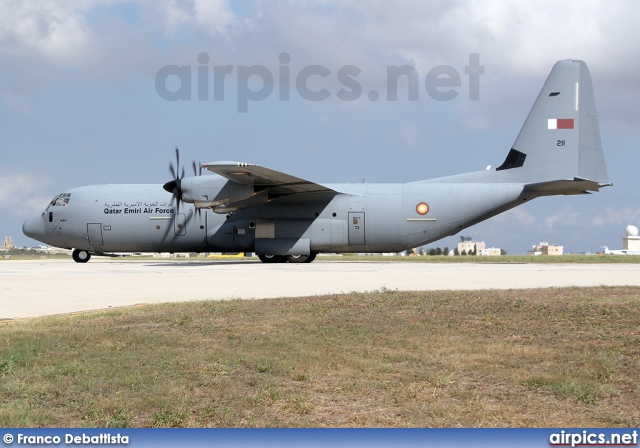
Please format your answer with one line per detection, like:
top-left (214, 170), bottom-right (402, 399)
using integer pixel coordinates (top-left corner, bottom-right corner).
top-left (189, 159), bottom-right (205, 220)
top-left (161, 147), bottom-right (204, 242)
top-left (192, 160), bottom-right (202, 177)
top-left (163, 146), bottom-right (185, 215)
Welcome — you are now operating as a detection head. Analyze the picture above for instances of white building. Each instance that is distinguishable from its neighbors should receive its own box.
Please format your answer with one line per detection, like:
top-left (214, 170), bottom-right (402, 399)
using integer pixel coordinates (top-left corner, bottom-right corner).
top-left (623, 225), bottom-right (640, 251)
top-left (457, 236), bottom-right (487, 255)
top-left (530, 241), bottom-right (564, 256)
top-left (480, 247), bottom-right (501, 256)
top-left (604, 225), bottom-right (640, 255)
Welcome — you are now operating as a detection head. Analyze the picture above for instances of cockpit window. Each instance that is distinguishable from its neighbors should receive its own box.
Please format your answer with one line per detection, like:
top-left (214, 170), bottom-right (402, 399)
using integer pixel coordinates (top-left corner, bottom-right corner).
top-left (49, 193), bottom-right (72, 207)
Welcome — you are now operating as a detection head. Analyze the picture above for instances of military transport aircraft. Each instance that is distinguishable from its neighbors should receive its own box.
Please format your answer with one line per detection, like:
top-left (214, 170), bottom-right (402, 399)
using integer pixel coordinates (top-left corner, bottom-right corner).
top-left (23, 60), bottom-right (610, 263)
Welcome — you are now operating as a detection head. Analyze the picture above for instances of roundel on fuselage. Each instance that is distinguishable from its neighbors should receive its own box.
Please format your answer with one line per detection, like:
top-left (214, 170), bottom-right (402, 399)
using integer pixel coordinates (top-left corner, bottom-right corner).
top-left (416, 202), bottom-right (429, 215)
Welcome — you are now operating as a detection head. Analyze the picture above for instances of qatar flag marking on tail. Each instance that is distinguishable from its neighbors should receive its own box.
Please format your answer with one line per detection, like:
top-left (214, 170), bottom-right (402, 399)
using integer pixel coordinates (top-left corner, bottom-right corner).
top-left (548, 118), bottom-right (574, 129)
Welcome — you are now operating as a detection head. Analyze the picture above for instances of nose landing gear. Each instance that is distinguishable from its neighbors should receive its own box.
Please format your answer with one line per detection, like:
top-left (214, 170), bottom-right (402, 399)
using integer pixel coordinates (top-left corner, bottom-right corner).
top-left (72, 249), bottom-right (91, 263)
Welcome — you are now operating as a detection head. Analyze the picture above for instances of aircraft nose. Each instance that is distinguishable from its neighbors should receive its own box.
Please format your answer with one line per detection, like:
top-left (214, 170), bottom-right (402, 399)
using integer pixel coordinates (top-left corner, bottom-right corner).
top-left (22, 216), bottom-right (45, 242)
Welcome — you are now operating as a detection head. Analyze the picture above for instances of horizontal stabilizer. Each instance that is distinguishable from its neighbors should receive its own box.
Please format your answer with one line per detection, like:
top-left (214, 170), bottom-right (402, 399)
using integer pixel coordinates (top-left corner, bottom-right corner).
top-left (524, 177), bottom-right (608, 196)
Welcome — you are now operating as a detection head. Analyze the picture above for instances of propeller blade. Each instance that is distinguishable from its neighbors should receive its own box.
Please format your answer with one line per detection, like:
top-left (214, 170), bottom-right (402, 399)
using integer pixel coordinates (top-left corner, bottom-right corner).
top-left (162, 146), bottom-right (189, 243)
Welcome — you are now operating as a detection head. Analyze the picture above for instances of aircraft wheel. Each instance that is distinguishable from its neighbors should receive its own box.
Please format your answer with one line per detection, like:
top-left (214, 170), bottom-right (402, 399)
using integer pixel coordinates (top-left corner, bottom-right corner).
top-left (72, 249), bottom-right (91, 263)
top-left (258, 255), bottom-right (287, 263)
top-left (286, 253), bottom-right (317, 263)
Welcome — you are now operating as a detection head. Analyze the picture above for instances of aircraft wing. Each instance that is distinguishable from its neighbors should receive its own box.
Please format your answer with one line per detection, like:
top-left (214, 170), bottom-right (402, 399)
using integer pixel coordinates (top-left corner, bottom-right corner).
top-left (201, 162), bottom-right (337, 197)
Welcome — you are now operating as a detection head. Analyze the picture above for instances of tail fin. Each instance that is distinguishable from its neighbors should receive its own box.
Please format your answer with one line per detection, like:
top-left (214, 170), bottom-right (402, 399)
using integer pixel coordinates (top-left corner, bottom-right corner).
top-left (496, 60), bottom-right (609, 190)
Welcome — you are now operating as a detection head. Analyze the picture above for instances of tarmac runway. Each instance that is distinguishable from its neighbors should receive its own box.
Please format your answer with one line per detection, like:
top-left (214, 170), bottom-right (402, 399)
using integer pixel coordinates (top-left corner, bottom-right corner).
top-left (2, 258), bottom-right (640, 320)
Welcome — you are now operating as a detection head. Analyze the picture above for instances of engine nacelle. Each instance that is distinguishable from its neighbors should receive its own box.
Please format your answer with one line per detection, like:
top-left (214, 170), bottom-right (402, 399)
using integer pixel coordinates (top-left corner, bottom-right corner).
top-left (180, 175), bottom-right (254, 208)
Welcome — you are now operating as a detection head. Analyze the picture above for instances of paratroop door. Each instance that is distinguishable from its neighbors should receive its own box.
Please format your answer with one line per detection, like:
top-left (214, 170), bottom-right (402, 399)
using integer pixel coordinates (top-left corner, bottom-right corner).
top-left (348, 212), bottom-right (365, 245)
top-left (87, 223), bottom-right (103, 246)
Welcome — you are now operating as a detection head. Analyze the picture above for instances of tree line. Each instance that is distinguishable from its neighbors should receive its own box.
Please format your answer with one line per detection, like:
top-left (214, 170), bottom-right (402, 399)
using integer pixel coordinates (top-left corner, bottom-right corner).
top-left (406, 247), bottom-right (507, 256)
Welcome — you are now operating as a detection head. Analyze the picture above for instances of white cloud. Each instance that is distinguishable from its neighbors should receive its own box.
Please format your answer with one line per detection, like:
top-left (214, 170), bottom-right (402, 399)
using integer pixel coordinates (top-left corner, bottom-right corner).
top-left (510, 207), bottom-right (536, 227)
top-left (492, 207), bottom-right (536, 226)
top-left (0, 0), bottom-right (235, 64)
top-left (0, 0), bottom-right (91, 63)
top-left (592, 207), bottom-right (640, 228)
top-left (545, 206), bottom-right (581, 229)
top-left (0, 172), bottom-right (51, 217)
top-left (305, 0), bottom-right (639, 76)
top-left (1, 0), bottom-right (640, 130)
top-left (3, 1), bottom-right (640, 91)
top-left (3, 1), bottom-right (639, 73)
top-left (228, 0), bottom-right (640, 127)
top-left (541, 204), bottom-right (639, 235)
top-left (159, 0), bottom-right (235, 35)
top-left (0, 0), bottom-right (238, 109)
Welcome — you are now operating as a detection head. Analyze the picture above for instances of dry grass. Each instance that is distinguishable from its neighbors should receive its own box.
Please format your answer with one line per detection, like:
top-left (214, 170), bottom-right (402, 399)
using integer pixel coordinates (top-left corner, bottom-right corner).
top-left (1, 286), bottom-right (639, 427)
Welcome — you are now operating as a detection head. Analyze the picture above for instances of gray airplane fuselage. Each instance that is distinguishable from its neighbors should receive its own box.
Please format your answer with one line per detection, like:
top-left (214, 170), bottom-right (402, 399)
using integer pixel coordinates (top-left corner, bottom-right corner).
top-left (33, 178), bottom-right (529, 255)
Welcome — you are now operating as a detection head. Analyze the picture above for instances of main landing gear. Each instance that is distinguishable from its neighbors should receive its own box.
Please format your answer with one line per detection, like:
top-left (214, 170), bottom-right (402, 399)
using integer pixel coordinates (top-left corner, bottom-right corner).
top-left (72, 249), bottom-right (91, 263)
top-left (258, 253), bottom-right (317, 264)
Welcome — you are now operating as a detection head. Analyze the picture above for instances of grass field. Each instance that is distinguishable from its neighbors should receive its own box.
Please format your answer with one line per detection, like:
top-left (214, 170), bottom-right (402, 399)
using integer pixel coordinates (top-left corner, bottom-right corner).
top-left (319, 254), bottom-right (640, 263)
top-left (1, 286), bottom-right (639, 427)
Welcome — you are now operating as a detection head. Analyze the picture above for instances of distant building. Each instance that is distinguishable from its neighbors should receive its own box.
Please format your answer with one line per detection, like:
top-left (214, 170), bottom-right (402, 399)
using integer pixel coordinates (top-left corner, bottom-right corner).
top-left (1, 236), bottom-right (13, 251)
top-left (603, 225), bottom-right (640, 255)
top-left (35, 245), bottom-right (72, 255)
top-left (623, 225), bottom-right (640, 251)
top-left (457, 236), bottom-right (486, 255)
top-left (480, 247), bottom-right (501, 256)
top-left (531, 241), bottom-right (564, 256)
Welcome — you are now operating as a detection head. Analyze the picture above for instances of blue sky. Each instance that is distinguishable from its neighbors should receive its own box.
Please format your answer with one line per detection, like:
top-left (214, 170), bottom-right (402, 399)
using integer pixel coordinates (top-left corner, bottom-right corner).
top-left (2, 0), bottom-right (639, 254)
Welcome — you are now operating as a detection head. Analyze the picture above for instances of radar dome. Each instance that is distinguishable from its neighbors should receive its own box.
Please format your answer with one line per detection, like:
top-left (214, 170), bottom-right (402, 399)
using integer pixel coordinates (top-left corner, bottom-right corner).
top-left (625, 225), bottom-right (639, 237)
